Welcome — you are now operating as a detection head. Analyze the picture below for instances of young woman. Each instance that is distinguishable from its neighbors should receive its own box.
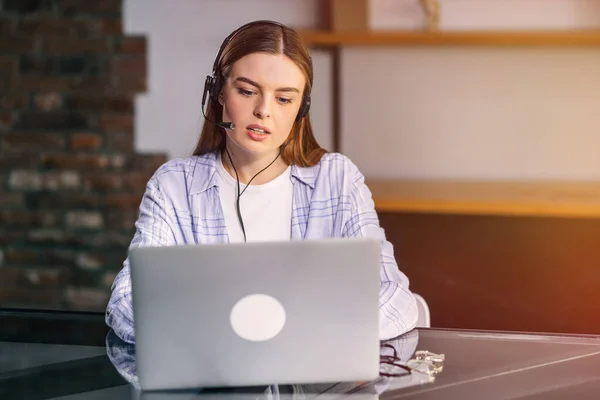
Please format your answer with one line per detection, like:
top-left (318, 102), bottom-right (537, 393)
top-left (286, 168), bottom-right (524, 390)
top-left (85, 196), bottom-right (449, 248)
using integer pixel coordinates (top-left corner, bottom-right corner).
top-left (106, 20), bottom-right (418, 344)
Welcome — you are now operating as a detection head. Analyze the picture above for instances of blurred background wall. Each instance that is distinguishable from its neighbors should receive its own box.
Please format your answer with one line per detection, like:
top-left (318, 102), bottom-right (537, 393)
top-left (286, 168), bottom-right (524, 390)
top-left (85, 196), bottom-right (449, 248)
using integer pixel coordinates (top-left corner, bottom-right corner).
top-left (127, 0), bottom-right (600, 180)
top-left (1, 0), bottom-right (166, 310)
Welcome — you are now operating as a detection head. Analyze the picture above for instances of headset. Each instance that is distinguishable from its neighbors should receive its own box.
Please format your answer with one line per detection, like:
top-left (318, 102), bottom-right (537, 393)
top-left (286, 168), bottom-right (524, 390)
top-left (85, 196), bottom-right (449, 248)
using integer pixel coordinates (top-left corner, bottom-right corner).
top-left (201, 20), bottom-right (312, 124)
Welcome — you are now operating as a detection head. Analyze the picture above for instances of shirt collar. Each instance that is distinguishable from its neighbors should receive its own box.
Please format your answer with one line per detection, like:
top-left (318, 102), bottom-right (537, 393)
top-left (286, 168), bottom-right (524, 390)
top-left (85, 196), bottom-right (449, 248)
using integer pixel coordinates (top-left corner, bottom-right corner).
top-left (189, 151), bottom-right (318, 195)
top-left (290, 164), bottom-right (317, 189)
top-left (189, 152), bottom-right (219, 195)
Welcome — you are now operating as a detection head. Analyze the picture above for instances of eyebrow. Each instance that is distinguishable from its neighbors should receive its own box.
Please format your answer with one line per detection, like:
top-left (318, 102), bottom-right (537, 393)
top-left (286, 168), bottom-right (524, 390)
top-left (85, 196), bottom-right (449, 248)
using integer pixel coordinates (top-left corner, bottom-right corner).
top-left (234, 76), bottom-right (300, 94)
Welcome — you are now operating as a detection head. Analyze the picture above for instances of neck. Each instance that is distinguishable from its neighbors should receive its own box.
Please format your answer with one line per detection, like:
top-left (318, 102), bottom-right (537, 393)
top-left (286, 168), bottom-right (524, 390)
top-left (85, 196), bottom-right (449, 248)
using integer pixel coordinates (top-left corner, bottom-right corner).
top-left (221, 145), bottom-right (288, 185)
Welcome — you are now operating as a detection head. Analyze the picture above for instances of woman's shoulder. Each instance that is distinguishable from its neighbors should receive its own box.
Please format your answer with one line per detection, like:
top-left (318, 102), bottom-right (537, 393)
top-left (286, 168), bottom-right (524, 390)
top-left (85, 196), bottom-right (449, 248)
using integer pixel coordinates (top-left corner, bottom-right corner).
top-left (292, 152), bottom-right (364, 190)
top-left (149, 152), bottom-right (217, 190)
top-left (313, 152), bottom-right (363, 177)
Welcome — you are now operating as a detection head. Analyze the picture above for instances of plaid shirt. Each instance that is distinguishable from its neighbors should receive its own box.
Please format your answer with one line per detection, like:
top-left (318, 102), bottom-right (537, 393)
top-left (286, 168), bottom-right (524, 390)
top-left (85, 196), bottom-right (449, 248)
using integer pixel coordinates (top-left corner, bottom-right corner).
top-left (106, 152), bottom-right (418, 344)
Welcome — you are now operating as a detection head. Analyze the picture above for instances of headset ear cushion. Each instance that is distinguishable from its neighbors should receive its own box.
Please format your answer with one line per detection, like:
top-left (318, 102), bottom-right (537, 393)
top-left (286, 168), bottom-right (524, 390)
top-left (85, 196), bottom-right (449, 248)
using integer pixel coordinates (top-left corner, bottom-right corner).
top-left (296, 95), bottom-right (311, 121)
top-left (202, 75), bottom-right (213, 107)
top-left (210, 73), bottom-right (223, 105)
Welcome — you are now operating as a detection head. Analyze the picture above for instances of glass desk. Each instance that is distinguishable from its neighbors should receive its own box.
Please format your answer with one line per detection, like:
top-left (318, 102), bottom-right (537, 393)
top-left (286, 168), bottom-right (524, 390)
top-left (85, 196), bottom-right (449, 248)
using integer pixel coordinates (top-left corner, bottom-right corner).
top-left (2, 308), bottom-right (600, 399)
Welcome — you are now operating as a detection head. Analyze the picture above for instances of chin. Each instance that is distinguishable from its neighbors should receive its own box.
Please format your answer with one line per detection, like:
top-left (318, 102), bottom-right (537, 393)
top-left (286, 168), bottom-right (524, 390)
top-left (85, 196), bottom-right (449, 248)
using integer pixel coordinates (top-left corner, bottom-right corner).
top-left (231, 137), bottom-right (274, 156)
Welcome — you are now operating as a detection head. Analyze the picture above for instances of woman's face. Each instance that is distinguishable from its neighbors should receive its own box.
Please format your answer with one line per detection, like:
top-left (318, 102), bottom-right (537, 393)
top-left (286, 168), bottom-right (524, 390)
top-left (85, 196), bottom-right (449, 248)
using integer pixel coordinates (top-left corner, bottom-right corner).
top-left (219, 52), bottom-right (306, 161)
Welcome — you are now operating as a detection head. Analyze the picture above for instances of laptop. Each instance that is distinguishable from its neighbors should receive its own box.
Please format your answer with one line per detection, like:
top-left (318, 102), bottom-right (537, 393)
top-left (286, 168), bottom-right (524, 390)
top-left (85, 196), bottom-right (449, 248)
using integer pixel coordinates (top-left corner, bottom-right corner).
top-left (140, 391), bottom-right (379, 400)
top-left (129, 238), bottom-right (381, 391)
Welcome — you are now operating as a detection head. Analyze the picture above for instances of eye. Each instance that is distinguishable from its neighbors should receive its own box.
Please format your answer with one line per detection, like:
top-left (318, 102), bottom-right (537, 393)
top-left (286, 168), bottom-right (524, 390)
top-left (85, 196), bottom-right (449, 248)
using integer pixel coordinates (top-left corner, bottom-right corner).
top-left (277, 97), bottom-right (292, 105)
top-left (237, 88), bottom-right (254, 97)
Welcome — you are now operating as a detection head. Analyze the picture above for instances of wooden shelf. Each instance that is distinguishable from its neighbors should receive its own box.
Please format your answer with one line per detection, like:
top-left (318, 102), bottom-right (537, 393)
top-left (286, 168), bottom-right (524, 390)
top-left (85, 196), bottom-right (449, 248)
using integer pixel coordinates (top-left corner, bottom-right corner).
top-left (299, 30), bottom-right (600, 47)
top-left (366, 180), bottom-right (600, 218)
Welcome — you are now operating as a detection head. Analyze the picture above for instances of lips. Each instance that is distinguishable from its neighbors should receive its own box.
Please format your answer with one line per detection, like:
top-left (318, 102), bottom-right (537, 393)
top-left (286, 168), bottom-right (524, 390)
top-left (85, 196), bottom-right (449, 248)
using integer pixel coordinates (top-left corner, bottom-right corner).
top-left (246, 124), bottom-right (271, 134)
top-left (246, 129), bottom-right (269, 142)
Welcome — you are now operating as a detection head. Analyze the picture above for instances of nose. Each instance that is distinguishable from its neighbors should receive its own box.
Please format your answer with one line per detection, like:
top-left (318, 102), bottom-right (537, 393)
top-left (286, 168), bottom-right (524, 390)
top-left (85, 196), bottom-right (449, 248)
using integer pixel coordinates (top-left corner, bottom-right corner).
top-left (253, 96), bottom-right (271, 119)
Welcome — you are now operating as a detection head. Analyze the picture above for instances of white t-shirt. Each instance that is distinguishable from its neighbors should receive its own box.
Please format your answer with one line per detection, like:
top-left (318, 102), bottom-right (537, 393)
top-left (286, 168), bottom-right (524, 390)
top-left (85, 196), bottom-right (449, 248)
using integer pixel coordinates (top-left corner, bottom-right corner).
top-left (216, 153), bottom-right (293, 243)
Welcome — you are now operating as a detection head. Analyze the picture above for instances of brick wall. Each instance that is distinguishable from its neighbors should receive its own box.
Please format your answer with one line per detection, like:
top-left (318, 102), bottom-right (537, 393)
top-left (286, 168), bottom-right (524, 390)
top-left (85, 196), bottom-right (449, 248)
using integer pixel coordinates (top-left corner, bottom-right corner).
top-left (0, 0), bottom-right (166, 311)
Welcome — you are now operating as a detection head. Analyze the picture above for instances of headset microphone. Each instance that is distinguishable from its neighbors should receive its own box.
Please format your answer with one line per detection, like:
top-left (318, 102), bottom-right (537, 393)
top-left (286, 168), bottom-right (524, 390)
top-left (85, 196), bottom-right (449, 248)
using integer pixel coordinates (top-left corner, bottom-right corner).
top-left (217, 121), bottom-right (236, 130)
top-left (201, 90), bottom-right (236, 130)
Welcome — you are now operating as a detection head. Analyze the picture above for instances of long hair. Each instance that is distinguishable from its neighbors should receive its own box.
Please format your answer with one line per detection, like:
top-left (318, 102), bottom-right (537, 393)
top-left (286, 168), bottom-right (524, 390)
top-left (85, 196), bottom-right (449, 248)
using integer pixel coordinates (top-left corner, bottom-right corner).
top-left (192, 21), bottom-right (327, 167)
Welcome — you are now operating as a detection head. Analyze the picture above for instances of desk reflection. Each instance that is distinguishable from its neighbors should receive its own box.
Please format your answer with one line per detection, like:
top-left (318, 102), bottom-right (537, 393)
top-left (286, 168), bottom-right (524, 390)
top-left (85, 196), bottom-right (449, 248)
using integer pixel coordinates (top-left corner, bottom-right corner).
top-left (105, 329), bottom-right (431, 399)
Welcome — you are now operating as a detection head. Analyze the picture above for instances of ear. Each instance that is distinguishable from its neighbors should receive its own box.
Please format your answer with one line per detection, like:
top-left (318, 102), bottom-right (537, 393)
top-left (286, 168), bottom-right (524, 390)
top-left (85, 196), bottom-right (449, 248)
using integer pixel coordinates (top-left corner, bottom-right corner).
top-left (218, 92), bottom-right (225, 106)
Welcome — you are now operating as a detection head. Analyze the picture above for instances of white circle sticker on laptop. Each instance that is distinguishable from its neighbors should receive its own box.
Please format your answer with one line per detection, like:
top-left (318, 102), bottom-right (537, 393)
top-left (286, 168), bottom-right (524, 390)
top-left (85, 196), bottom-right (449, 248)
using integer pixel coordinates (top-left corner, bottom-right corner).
top-left (230, 294), bottom-right (286, 342)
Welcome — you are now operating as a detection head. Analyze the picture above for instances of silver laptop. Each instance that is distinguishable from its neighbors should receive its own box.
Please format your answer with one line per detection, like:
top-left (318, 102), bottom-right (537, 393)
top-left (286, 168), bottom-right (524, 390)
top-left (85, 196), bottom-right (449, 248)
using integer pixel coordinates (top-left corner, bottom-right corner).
top-left (140, 392), bottom-right (379, 400)
top-left (129, 238), bottom-right (381, 391)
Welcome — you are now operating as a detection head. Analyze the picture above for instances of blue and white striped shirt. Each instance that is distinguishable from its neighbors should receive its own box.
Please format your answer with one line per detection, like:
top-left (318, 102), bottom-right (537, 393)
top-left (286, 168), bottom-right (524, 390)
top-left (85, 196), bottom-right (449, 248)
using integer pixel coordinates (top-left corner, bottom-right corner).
top-left (106, 152), bottom-right (418, 344)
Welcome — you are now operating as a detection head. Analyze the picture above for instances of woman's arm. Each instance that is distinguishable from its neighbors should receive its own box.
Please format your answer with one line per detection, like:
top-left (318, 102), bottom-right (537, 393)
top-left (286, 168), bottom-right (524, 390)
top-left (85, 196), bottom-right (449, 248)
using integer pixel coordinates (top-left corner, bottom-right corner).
top-left (344, 167), bottom-right (418, 340)
top-left (106, 175), bottom-right (176, 344)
